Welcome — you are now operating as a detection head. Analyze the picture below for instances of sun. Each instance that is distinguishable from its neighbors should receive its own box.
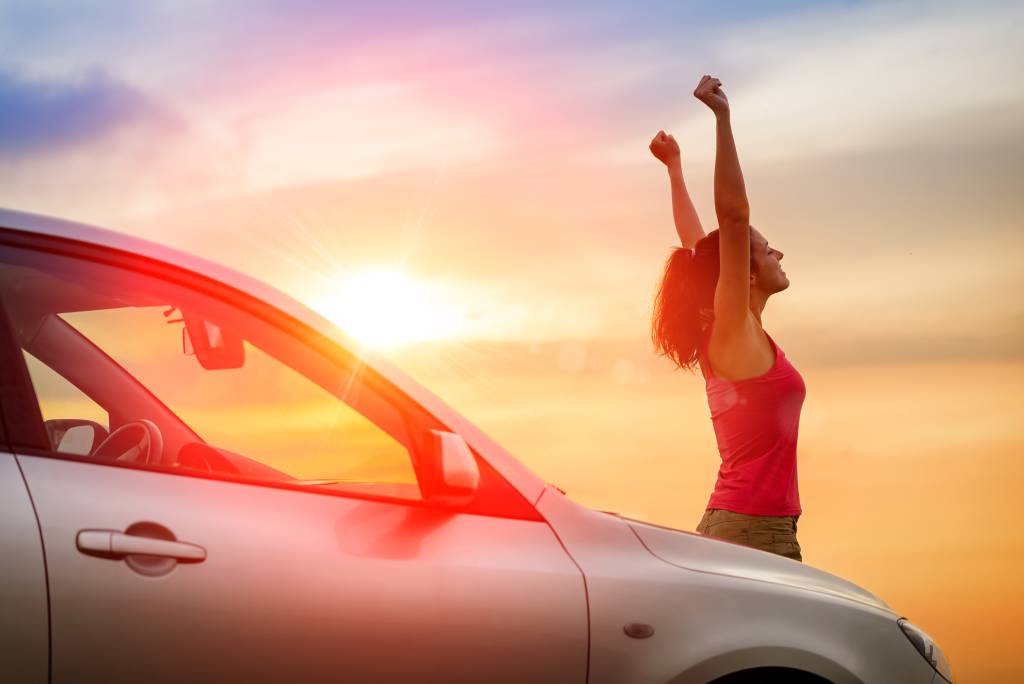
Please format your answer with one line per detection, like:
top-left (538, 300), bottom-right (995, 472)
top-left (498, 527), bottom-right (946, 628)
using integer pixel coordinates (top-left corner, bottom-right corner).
top-left (312, 268), bottom-right (466, 350)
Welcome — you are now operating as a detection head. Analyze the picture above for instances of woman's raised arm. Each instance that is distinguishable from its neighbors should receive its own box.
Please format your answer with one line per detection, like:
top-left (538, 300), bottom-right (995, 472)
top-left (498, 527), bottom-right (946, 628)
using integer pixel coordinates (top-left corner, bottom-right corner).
top-left (649, 130), bottom-right (706, 249)
top-left (694, 75), bottom-right (751, 331)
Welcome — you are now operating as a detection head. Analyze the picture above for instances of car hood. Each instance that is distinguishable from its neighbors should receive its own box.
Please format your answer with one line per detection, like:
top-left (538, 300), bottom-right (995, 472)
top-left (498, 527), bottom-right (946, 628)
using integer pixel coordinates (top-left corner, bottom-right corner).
top-left (627, 518), bottom-right (891, 612)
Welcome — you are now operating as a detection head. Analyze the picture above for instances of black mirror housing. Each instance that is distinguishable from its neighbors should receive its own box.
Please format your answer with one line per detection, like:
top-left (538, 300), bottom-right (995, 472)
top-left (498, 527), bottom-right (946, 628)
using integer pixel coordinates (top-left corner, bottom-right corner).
top-left (182, 311), bottom-right (245, 370)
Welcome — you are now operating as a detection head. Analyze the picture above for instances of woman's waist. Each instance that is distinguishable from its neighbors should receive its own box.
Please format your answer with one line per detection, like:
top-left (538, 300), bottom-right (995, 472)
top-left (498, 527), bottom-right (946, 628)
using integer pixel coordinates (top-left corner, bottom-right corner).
top-left (711, 429), bottom-right (801, 460)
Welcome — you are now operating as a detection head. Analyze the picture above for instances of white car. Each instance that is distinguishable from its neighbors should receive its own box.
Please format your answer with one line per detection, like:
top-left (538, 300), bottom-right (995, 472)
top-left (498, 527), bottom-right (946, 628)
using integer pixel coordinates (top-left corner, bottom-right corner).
top-left (0, 207), bottom-right (952, 683)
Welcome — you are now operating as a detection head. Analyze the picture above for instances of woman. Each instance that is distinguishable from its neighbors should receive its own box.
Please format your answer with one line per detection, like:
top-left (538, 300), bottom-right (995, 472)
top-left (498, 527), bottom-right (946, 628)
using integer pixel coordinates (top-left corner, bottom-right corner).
top-left (649, 75), bottom-right (805, 562)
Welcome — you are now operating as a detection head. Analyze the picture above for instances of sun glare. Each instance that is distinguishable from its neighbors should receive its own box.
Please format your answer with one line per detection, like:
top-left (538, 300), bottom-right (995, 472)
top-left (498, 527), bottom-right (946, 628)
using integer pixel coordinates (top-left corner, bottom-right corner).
top-left (312, 268), bottom-right (466, 350)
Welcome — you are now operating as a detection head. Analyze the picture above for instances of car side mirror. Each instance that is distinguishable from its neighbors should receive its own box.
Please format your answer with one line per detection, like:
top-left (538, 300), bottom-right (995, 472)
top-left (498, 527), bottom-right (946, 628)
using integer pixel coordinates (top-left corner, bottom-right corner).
top-left (181, 311), bottom-right (245, 370)
top-left (422, 430), bottom-right (480, 506)
top-left (44, 419), bottom-right (108, 455)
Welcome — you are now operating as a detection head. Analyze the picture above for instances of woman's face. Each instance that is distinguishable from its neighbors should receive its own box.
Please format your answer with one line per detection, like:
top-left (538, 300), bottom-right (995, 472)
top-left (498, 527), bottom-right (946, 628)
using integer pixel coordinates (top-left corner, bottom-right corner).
top-left (750, 227), bottom-right (789, 294)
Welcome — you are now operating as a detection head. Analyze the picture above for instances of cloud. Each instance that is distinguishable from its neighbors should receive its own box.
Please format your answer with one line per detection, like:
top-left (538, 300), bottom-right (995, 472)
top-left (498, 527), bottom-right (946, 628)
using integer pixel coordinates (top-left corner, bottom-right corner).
top-left (0, 66), bottom-right (242, 222)
top-left (594, 0), bottom-right (1024, 169)
top-left (236, 82), bottom-right (502, 191)
top-left (0, 68), bottom-right (181, 156)
top-left (709, 0), bottom-right (1024, 161)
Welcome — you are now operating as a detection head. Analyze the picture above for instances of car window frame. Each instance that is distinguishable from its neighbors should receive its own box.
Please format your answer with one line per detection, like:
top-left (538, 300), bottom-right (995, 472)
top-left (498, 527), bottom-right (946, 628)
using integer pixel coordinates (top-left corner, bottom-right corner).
top-left (0, 226), bottom-right (542, 521)
top-left (0, 296), bottom-right (41, 450)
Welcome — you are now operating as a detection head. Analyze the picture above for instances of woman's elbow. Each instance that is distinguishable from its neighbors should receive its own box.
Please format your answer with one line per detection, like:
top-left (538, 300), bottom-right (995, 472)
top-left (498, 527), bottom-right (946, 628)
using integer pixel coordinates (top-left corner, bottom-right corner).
top-left (716, 208), bottom-right (750, 229)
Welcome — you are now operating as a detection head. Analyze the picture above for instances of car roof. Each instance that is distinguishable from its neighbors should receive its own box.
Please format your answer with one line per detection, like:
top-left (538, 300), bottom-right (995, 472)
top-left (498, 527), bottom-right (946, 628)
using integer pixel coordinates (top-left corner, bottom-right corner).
top-left (0, 206), bottom-right (546, 504)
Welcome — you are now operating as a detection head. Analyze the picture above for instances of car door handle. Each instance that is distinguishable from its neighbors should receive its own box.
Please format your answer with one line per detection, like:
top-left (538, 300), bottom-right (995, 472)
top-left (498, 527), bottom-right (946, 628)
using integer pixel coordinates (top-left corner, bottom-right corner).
top-left (77, 529), bottom-right (207, 562)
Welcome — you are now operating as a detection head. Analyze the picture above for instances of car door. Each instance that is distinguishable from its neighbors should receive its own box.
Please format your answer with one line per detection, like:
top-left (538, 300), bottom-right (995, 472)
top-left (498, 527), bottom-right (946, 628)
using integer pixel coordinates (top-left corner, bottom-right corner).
top-left (0, 229), bottom-right (588, 683)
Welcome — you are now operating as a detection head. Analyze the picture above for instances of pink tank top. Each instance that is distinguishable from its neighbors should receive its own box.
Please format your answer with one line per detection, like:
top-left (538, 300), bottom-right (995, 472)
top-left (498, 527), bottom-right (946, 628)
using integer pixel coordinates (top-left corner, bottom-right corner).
top-left (700, 327), bottom-right (805, 516)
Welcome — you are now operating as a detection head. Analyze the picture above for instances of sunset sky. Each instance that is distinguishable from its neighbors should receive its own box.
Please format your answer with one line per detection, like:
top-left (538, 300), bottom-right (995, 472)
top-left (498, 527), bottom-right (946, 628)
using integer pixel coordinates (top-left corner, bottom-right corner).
top-left (2, 0), bottom-right (1022, 680)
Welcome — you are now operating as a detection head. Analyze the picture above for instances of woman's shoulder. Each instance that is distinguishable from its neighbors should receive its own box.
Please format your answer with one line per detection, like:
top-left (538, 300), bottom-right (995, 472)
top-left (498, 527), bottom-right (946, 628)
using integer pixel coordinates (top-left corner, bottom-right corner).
top-left (704, 316), bottom-right (777, 381)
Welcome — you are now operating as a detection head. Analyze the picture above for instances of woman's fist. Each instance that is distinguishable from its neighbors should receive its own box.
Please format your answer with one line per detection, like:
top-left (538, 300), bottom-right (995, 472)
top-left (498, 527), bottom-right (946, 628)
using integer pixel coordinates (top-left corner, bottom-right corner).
top-left (693, 74), bottom-right (729, 116)
top-left (649, 130), bottom-right (680, 167)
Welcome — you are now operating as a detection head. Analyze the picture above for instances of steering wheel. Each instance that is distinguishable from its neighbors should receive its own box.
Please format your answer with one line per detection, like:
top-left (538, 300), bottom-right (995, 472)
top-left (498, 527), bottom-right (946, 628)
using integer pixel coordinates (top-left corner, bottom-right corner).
top-left (91, 419), bottom-right (164, 466)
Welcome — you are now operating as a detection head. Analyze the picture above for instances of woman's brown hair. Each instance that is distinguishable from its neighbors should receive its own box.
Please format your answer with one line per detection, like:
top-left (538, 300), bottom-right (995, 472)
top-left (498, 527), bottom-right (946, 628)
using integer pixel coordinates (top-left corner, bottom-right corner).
top-left (651, 230), bottom-right (755, 371)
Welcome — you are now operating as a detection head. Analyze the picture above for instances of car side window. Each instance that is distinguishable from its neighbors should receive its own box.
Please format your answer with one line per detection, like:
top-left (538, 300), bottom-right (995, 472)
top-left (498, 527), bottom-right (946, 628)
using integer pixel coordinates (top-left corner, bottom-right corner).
top-left (0, 242), bottom-right (425, 501)
top-left (23, 350), bottom-right (109, 454)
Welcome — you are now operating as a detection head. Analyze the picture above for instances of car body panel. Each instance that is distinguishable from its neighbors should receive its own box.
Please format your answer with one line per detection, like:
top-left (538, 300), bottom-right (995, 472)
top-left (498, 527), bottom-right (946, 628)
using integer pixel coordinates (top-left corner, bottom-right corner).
top-left (537, 487), bottom-right (936, 684)
top-left (628, 518), bottom-right (889, 611)
top-left (17, 454), bottom-right (587, 683)
top-left (0, 453), bottom-right (48, 684)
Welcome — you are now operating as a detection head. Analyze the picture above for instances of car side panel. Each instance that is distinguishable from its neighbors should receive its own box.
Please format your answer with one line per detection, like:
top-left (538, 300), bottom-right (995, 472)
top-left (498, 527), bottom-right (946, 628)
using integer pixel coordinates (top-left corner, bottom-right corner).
top-left (0, 454), bottom-right (49, 683)
top-left (19, 455), bottom-right (587, 683)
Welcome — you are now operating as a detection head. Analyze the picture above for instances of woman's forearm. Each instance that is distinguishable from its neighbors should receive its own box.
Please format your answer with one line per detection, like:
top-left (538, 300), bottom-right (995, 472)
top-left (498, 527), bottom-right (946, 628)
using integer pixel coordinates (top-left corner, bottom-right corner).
top-left (667, 162), bottom-right (706, 248)
top-left (713, 112), bottom-right (750, 228)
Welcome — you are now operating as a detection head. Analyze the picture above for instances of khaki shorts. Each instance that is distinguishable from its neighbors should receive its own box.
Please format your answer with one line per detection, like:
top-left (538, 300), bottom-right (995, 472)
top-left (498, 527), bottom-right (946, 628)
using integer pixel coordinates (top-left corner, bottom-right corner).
top-left (697, 508), bottom-right (803, 562)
